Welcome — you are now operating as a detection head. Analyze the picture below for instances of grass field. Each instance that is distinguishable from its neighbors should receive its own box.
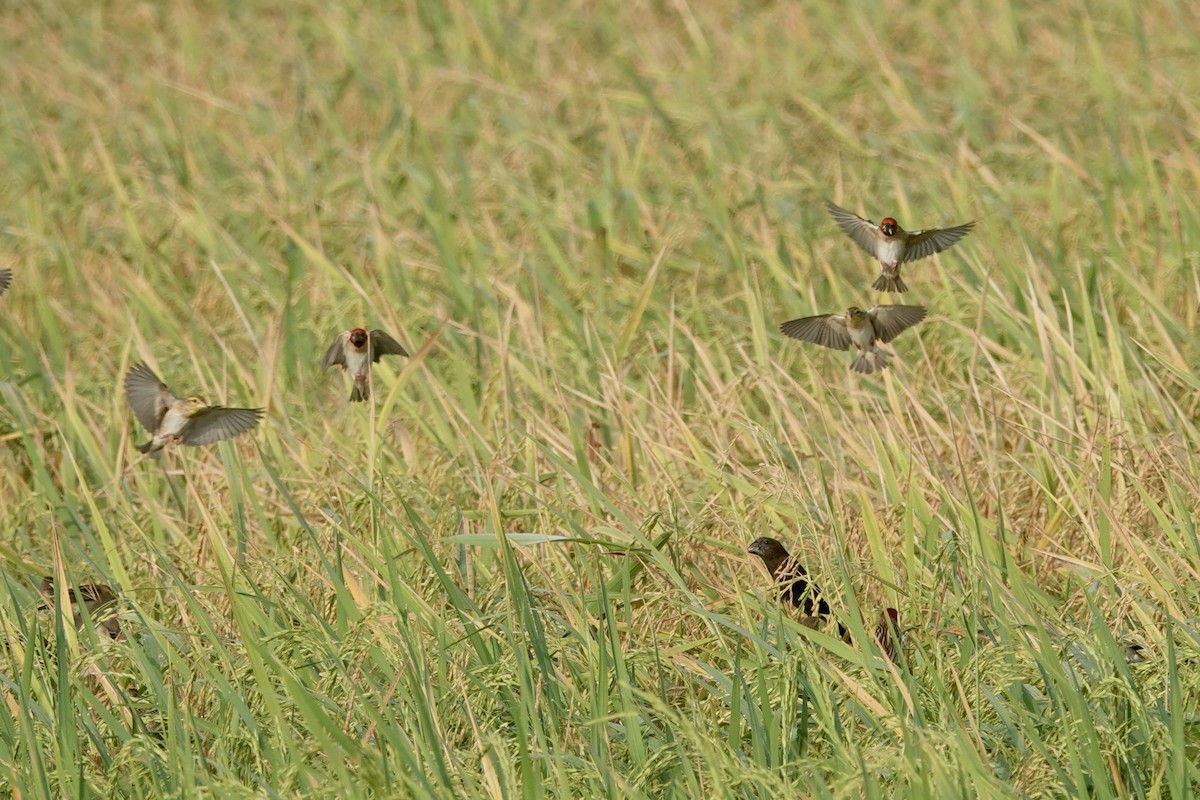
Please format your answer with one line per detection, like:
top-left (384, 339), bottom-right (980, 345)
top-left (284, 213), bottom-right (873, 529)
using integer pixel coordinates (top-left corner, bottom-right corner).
top-left (3, 0), bottom-right (1200, 797)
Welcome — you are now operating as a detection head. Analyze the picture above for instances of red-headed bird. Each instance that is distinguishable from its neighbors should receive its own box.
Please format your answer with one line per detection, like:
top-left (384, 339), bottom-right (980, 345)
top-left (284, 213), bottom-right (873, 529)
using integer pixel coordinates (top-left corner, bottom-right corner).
top-left (322, 328), bottom-right (409, 402)
top-left (826, 201), bottom-right (974, 293)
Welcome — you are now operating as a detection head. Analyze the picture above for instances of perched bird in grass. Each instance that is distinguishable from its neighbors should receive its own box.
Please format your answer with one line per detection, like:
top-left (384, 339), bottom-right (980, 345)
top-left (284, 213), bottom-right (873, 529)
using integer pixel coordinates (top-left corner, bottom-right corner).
top-left (826, 201), bottom-right (974, 293)
top-left (748, 536), bottom-right (837, 629)
top-left (124, 362), bottom-right (264, 456)
top-left (875, 607), bottom-right (902, 662)
top-left (781, 305), bottom-right (927, 374)
top-left (322, 328), bottom-right (409, 402)
top-left (0, 268), bottom-right (11, 296)
top-left (38, 576), bottom-right (123, 640)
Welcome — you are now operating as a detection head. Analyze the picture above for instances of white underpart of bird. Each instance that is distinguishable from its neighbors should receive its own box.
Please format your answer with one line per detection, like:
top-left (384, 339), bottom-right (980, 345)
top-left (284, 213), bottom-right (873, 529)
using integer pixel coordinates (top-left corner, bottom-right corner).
top-left (148, 405), bottom-right (191, 451)
top-left (346, 346), bottom-right (374, 400)
top-left (875, 237), bottom-right (905, 277)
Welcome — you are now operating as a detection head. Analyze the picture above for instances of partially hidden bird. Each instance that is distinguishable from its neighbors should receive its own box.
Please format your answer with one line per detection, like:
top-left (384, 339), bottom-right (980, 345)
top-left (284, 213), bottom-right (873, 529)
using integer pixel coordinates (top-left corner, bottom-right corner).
top-left (0, 268), bottom-right (11, 296)
top-left (322, 328), bottom-right (408, 402)
top-left (826, 201), bottom-right (974, 293)
top-left (875, 607), bottom-right (902, 662)
top-left (780, 305), bottom-right (926, 374)
top-left (124, 362), bottom-right (264, 456)
top-left (748, 536), bottom-right (846, 637)
top-left (38, 576), bottom-right (123, 640)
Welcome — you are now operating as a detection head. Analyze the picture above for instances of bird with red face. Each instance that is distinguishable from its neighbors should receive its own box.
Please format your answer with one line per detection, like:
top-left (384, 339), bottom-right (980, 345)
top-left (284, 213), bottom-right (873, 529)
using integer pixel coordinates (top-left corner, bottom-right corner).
top-left (323, 328), bottom-right (409, 402)
top-left (826, 201), bottom-right (974, 293)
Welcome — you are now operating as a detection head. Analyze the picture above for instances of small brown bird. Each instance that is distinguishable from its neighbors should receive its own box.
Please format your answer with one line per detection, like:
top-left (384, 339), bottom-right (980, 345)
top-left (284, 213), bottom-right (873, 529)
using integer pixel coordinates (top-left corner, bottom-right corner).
top-left (322, 328), bottom-right (409, 402)
top-left (125, 362), bottom-right (264, 456)
top-left (875, 607), bottom-right (902, 662)
top-left (781, 304), bottom-right (926, 374)
top-left (748, 536), bottom-right (835, 627)
top-left (0, 268), bottom-right (11, 296)
top-left (1124, 643), bottom-right (1146, 664)
top-left (38, 576), bottom-right (123, 640)
top-left (826, 201), bottom-right (975, 293)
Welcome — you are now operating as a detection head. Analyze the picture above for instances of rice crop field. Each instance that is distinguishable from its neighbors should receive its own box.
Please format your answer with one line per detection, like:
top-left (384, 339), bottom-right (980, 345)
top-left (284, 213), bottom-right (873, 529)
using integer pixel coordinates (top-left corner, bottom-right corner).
top-left (2, 1), bottom-right (1200, 797)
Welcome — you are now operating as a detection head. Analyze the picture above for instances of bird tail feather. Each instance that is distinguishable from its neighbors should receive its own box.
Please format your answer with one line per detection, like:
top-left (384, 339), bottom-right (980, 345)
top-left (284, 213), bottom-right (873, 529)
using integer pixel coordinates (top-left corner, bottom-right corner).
top-left (350, 383), bottom-right (369, 402)
top-left (850, 347), bottom-right (890, 374)
top-left (872, 348), bottom-right (891, 372)
top-left (872, 272), bottom-right (908, 293)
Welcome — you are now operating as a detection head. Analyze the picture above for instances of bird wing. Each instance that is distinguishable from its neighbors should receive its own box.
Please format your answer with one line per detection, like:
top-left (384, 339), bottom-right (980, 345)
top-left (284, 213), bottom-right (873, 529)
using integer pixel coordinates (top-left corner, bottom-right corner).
top-left (867, 305), bottom-right (927, 343)
top-left (0, 268), bottom-right (11, 295)
top-left (322, 332), bottom-right (350, 371)
top-left (180, 406), bottom-right (264, 446)
top-left (780, 314), bottom-right (852, 351)
top-left (783, 576), bottom-right (832, 617)
top-left (777, 555), bottom-right (832, 617)
top-left (369, 329), bottom-right (409, 361)
top-left (826, 201), bottom-right (882, 258)
top-left (125, 363), bottom-right (176, 432)
top-left (901, 221), bottom-right (974, 262)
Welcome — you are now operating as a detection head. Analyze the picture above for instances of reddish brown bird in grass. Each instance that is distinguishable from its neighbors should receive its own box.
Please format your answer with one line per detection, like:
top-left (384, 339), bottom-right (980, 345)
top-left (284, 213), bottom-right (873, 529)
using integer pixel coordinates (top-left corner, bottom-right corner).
top-left (585, 422), bottom-right (607, 464)
top-left (322, 328), bottom-right (408, 402)
top-left (38, 576), bottom-right (123, 640)
top-left (875, 607), bottom-right (901, 662)
top-left (748, 536), bottom-right (838, 629)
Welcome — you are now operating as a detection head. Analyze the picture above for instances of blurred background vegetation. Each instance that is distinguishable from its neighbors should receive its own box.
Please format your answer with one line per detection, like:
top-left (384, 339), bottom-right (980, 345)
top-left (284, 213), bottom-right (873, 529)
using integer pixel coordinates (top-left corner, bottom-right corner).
top-left (2, 0), bottom-right (1199, 797)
